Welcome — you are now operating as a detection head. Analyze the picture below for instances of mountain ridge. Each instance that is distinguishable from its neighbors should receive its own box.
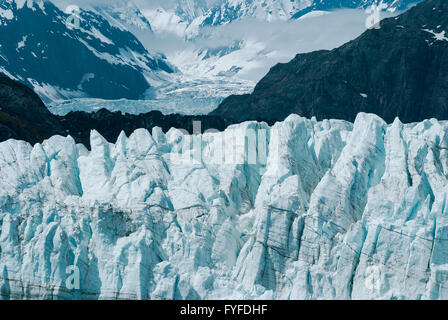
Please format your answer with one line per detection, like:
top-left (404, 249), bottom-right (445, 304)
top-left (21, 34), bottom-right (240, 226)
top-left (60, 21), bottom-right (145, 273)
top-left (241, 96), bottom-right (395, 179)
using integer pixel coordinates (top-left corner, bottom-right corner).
top-left (211, 0), bottom-right (448, 124)
top-left (0, 0), bottom-right (173, 103)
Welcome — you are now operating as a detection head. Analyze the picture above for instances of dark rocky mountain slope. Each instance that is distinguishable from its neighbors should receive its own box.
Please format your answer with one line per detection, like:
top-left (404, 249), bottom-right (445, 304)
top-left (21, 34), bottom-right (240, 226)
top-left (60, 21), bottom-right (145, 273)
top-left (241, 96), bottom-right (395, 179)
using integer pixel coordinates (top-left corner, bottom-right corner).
top-left (212, 0), bottom-right (448, 124)
top-left (0, 73), bottom-right (63, 144)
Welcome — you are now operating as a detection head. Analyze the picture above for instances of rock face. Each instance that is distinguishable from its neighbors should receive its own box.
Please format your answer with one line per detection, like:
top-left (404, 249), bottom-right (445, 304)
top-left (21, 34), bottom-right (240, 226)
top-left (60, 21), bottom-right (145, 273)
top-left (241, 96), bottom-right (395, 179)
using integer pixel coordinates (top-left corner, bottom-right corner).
top-left (0, 73), bottom-right (63, 145)
top-left (0, 0), bottom-right (172, 103)
top-left (212, 0), bottom-right (448, 124)
top-left (1, 112), bottom-right (448, 299)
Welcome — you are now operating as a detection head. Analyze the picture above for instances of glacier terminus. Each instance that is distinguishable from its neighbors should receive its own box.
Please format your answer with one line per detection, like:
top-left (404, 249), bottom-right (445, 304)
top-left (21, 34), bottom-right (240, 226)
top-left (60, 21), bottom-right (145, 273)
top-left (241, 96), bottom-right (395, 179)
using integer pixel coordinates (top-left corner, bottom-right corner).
top-left (1, 112), bottom-right (448, 300)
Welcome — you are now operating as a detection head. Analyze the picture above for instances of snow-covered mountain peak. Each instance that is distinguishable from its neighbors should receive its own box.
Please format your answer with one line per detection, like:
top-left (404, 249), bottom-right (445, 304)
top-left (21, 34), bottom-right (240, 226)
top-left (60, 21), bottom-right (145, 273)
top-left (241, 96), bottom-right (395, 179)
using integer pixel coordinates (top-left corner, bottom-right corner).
top-left (6, 0), bottom-right (45, 11)
top-left (202, 0), bottom-right (312, 25)
top-left (93, 1), bottom-right (153, 31)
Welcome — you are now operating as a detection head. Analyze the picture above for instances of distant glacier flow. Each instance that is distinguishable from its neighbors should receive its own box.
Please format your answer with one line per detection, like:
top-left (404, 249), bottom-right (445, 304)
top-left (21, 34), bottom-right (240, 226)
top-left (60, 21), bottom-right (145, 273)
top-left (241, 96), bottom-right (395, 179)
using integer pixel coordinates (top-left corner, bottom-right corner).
top-left (1, 113), bottom-right (448, 299)
top-left (48, 97), bottom-right (222, 116)
top-left (48, 76), bottom-right (254, 116)
top-left (47, 9), bottom-right (378, 116)
top-left (42, 1), bottom-right (414, 115)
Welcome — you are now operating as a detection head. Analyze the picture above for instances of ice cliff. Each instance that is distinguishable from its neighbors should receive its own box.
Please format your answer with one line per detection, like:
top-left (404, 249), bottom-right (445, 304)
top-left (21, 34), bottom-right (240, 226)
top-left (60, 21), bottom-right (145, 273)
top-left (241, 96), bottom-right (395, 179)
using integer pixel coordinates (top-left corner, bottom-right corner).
top-left (1, 113), bottom-right (448, 299)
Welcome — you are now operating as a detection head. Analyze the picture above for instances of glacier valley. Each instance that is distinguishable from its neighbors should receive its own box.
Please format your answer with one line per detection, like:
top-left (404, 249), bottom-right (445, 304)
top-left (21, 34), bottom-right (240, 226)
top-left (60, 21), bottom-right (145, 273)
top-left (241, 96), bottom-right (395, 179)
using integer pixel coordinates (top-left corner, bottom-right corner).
top-left (1, 112), bottom-right (448, 300)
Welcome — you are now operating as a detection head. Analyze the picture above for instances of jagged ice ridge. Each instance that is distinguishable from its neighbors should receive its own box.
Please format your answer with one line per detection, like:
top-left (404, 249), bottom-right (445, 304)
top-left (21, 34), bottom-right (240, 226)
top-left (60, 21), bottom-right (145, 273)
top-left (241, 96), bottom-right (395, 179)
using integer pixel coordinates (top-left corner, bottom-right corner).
top-left (1, 113), bottom-right (448, 299)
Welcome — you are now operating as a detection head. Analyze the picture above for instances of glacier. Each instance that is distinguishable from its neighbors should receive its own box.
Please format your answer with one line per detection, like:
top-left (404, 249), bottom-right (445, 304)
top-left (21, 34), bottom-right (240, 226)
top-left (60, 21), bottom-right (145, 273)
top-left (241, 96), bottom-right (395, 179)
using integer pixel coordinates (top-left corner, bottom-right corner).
top-left (47, 75), bottom-right (254, 116)
top-left (1, 112), bottom-right (448, 300)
